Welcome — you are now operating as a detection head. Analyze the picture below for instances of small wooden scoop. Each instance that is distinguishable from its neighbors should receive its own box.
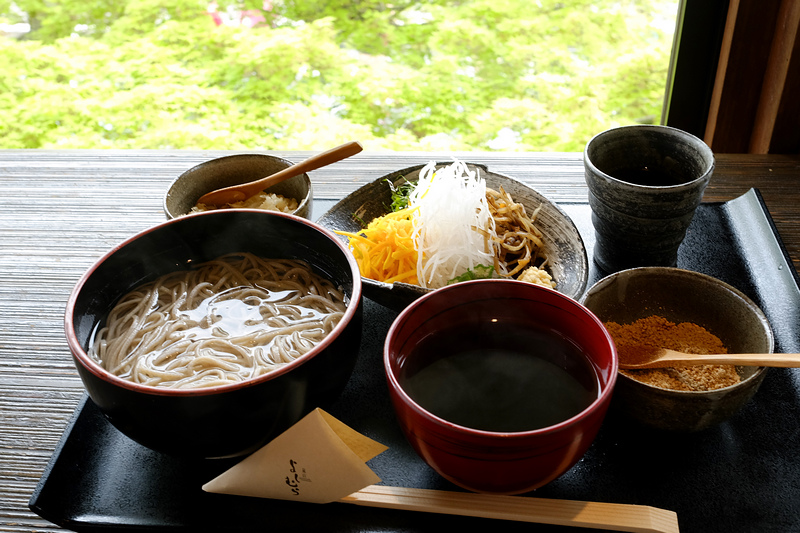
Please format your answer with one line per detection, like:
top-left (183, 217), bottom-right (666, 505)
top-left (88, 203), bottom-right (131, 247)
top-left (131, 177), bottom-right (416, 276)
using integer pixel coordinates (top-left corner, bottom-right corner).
top-left (618, 345), bottom-right (800, 369)
top-left (196, 141), bottom-right (363, 207)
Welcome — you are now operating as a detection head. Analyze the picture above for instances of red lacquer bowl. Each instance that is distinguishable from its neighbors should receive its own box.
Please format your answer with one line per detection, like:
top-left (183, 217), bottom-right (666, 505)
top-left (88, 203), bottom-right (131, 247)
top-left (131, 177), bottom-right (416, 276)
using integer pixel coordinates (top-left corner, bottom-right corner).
top-left (384, 279), bottom-right (617, 494)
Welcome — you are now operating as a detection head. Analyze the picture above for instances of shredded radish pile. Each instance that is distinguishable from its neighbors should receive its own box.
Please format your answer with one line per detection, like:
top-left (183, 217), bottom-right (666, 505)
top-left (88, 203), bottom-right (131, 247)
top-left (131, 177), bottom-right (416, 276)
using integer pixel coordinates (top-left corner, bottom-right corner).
top-left (337, 158), bottom-right (554, 290)
top-left (409, 160), bottom-right (498, 289)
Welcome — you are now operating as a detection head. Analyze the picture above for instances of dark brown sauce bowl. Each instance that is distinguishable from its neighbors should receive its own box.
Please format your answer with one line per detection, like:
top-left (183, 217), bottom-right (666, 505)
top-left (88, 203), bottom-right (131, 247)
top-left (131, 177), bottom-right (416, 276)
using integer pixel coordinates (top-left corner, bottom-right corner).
top-left (65, 210), bottom-right (362, 459)
top-left (384, 279), bottom-right (617, 495)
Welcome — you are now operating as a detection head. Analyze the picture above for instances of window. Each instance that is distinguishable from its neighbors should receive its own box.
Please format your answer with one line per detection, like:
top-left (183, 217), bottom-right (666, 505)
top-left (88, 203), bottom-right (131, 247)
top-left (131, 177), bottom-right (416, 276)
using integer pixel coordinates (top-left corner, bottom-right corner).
top-left (2, 1), bottom-right (684, 152)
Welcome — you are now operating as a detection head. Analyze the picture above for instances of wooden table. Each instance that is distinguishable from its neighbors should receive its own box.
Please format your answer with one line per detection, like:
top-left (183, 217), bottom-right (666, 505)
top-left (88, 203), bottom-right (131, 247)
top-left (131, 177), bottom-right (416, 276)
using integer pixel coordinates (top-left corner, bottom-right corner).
top-left (1, 150), bottom-right (798, 532)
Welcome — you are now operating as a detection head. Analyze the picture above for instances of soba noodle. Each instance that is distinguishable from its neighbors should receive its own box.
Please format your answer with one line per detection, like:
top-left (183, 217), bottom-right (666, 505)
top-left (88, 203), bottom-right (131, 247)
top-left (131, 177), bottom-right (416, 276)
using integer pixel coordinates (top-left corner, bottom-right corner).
top-left (89, 253), bottom-right (348, 389)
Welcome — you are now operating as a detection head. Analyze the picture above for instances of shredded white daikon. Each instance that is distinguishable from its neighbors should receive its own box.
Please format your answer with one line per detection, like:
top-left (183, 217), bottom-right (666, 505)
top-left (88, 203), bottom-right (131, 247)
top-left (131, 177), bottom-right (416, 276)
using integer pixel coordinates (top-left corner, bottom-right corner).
top-left (409, 160), bottom-right (498, 288)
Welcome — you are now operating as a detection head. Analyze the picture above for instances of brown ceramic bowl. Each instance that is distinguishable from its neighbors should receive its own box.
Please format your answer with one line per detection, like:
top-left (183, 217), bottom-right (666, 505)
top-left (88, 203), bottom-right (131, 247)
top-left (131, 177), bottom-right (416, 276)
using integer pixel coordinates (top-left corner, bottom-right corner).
top-left (65, 210), bottom-right (361, 458)
top-left (581, 267), bottom-right (773, 432)
top-left (317, 162), bottom-right (588, 311)
top-left (163, 153), bottom-right (312, 219)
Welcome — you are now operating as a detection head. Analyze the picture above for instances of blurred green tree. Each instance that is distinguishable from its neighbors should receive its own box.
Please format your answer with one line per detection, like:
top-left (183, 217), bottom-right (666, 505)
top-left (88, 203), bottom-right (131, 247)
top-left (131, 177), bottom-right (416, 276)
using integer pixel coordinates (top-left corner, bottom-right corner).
top-left (0, 0), bottom-right (677, 151)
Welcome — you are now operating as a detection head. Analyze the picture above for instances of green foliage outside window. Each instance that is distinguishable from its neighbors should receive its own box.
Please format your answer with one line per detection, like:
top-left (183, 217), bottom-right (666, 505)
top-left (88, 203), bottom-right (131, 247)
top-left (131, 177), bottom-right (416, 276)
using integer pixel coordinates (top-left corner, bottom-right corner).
top-left (0, 0), bottom-right (678, 151)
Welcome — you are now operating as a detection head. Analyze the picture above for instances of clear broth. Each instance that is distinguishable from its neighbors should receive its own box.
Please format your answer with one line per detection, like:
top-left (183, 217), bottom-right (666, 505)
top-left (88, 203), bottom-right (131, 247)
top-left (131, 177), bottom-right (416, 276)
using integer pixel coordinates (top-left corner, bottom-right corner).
top-left (399, 320), bottom-right (599, 432)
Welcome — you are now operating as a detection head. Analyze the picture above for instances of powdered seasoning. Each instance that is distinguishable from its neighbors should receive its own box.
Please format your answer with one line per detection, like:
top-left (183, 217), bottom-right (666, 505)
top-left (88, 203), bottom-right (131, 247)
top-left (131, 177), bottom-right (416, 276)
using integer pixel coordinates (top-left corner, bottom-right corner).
top-left (604, 315), bottom-right (741, 391)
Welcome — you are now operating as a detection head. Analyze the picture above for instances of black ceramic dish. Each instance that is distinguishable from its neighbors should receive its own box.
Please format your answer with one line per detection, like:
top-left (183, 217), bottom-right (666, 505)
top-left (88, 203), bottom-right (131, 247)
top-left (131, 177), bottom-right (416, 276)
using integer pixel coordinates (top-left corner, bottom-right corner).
top-left (316, 162), bottom-right (589, 310)
top-left (64, 210), bottom-right (363, 459)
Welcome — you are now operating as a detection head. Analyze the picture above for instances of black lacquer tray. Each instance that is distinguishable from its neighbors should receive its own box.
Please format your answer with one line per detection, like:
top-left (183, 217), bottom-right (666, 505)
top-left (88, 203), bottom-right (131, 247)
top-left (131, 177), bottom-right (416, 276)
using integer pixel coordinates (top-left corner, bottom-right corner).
top-left (30, 189), bottom-right (800, 533)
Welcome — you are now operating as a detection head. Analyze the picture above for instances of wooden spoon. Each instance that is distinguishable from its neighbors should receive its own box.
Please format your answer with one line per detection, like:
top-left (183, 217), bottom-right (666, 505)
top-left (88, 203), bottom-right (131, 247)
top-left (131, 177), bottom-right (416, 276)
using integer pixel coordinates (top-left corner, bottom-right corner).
top-left (196, 141), bottom-right (363, 207)
top-left (618, 345), bottom-right (800, 369)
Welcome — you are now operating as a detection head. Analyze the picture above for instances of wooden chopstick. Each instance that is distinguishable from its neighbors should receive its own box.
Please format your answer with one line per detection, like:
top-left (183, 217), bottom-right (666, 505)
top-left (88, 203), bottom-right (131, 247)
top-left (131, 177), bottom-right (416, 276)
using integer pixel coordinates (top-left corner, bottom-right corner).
top-left (340, 485), bottom-right (679, 533)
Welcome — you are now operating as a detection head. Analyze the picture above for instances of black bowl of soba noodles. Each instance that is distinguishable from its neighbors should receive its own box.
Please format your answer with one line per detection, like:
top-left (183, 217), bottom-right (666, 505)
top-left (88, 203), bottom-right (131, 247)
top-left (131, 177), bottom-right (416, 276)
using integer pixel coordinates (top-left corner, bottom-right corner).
top-left (65, 209), bottom-right (363, 459)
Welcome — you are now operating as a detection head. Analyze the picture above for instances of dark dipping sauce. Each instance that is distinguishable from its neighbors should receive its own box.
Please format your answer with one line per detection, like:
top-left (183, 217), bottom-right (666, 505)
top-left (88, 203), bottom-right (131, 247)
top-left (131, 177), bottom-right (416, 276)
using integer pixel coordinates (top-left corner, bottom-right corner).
top-left (610, 165), bottom-right (688, 186)
top-left (399, 320), bottom-right (599, 433)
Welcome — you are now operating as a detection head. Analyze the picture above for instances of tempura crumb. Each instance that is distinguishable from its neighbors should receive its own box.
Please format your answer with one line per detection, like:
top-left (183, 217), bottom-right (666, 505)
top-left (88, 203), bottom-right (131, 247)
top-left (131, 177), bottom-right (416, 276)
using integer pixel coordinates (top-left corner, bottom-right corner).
top-left (518, 266), bottom-right (556, 289)
top-left (191, 192), bottom-right (298, 214)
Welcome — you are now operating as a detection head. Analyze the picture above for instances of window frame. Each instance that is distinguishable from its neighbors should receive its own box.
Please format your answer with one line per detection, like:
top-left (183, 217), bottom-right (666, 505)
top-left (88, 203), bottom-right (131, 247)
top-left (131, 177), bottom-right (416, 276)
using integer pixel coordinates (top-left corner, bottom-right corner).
top-left (664, 0), bottom-right (800, 154)
top-left (661, 0), bottom-right (729, 140)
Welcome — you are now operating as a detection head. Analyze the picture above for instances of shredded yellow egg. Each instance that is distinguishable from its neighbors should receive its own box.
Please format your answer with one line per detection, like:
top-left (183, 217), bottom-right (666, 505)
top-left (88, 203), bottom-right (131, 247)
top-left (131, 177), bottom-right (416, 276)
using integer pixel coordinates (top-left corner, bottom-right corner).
top-left (336, 159), bottom-right (553, 289)
top-left (335, 208), bottom-right (419, 285)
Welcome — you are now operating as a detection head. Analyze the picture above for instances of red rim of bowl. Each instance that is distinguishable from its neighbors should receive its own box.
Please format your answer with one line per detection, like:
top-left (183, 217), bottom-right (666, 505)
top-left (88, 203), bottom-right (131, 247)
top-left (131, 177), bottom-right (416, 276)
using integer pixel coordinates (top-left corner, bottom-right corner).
top-left (383, 279), bottom-right (618, 438)
top-left (65, 209), bottom-right (362, 397)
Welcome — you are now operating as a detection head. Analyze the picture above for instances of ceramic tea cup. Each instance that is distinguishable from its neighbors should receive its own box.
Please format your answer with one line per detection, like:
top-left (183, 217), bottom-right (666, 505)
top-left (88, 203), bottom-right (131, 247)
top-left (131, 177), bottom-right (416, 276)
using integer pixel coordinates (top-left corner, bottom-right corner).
top-left (584, 124), bottom-right (714, 273)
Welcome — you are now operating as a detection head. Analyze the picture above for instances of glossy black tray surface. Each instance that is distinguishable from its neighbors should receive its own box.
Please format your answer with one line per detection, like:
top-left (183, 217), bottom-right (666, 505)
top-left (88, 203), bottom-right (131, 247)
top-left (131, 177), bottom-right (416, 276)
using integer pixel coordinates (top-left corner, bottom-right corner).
top-left (30, 189), bottom-right (800, 532)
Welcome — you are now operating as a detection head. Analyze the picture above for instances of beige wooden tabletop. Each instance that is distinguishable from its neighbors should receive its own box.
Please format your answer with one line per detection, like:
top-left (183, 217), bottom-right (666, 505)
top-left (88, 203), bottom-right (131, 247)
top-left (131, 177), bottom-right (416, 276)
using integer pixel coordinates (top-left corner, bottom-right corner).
top-left (0, 150), bottom-right (798, 532)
